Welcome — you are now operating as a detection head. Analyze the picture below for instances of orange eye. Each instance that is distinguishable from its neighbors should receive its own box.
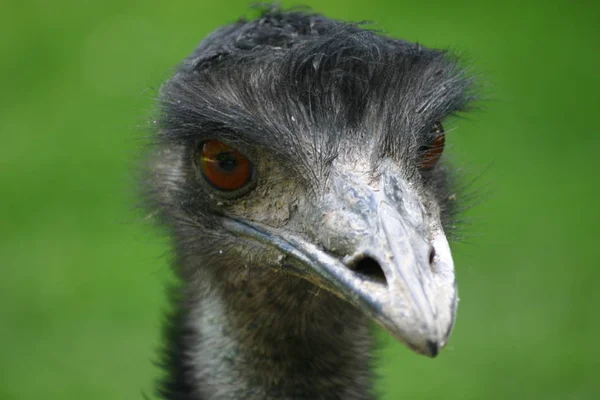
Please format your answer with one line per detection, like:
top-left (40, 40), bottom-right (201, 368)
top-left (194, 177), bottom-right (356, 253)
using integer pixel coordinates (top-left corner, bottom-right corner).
top-left (419, 122), bottom-right (445, 170)
top-left (199, 140), bottom-right (252, 191)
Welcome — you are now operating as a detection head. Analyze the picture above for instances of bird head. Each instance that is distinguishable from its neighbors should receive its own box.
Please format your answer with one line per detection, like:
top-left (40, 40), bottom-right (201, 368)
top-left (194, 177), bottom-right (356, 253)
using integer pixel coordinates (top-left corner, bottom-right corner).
top-left (147, 10), bottom-right (474, 358)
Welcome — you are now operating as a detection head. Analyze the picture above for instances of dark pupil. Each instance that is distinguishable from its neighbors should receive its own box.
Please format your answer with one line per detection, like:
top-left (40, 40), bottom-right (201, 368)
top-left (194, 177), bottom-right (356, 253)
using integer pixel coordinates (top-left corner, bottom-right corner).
top-left (419, 122), bottom-right (444, 152)
top-left (216, 152), bottom-right (238, 172)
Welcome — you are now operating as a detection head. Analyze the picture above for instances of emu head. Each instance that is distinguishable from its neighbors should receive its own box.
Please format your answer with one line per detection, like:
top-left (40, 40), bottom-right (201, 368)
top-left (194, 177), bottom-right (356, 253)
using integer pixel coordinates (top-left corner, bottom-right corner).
top-left (147, 10), bottom-right (473, 357)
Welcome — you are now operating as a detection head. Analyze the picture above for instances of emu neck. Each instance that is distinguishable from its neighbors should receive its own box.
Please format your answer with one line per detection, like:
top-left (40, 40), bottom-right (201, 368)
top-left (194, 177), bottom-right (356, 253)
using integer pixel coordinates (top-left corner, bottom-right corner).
top-left (182, 266), bottom-right (375, 400)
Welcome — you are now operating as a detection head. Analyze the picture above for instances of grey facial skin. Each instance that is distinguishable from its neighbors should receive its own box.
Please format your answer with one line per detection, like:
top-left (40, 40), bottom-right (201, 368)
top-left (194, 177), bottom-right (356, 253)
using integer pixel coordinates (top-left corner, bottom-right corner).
top-left (146, 8), bottom-right (474, 400)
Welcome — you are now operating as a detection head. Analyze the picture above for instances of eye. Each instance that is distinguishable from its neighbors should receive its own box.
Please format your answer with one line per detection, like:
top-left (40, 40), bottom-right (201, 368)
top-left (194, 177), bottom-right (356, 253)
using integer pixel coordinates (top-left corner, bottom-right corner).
top-left (419, 122), bottom-right (445, 170)
top-left (198, 140), bottom-right (253, 191)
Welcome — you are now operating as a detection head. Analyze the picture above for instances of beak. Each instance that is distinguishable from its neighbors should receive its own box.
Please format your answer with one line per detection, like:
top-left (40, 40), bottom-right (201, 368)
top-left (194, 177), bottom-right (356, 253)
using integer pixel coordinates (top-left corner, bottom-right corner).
top-left (221, 170), bottom-right (458, 357)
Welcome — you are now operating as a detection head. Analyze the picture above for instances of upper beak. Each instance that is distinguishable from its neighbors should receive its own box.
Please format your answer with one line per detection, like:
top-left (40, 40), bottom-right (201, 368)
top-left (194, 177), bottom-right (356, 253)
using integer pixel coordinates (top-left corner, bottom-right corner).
top-left (221, 170), bottom-right (458, 357)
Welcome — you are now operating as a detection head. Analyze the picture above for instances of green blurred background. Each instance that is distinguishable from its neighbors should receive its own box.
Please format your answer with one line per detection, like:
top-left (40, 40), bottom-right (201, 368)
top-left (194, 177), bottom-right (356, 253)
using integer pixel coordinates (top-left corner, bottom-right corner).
top-left (1, 0), bottom-right (598, 399)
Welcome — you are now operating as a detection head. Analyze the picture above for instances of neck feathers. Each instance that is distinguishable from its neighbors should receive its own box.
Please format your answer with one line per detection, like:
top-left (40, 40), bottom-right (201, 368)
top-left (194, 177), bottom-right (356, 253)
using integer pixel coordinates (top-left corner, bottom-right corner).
top-left (158, 269), bottom-right (376, 400)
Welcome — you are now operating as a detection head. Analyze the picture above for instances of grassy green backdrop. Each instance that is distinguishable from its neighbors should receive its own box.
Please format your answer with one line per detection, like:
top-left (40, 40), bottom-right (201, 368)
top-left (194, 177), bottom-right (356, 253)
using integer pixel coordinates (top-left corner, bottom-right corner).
top-left (1, 0), bottom-right (598, 399)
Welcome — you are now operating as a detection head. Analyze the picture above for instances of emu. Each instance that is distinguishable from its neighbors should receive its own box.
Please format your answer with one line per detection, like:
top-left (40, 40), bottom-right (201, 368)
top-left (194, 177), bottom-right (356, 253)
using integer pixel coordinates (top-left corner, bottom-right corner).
top-left (145, 8), bottom-right (474, 400)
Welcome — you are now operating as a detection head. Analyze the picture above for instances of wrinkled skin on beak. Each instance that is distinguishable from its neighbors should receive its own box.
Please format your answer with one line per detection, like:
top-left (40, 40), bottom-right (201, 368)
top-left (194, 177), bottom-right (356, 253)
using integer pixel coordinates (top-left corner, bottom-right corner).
top-left (222, 161), bottom-right (458, 357)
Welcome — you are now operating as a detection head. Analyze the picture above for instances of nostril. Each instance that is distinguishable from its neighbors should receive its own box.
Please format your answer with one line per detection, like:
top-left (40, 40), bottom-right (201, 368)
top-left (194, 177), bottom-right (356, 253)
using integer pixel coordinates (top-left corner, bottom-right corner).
top-left (348, 256), bottom-right (387, 285)
top-left (428, 247), bottom-right (436, 265)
